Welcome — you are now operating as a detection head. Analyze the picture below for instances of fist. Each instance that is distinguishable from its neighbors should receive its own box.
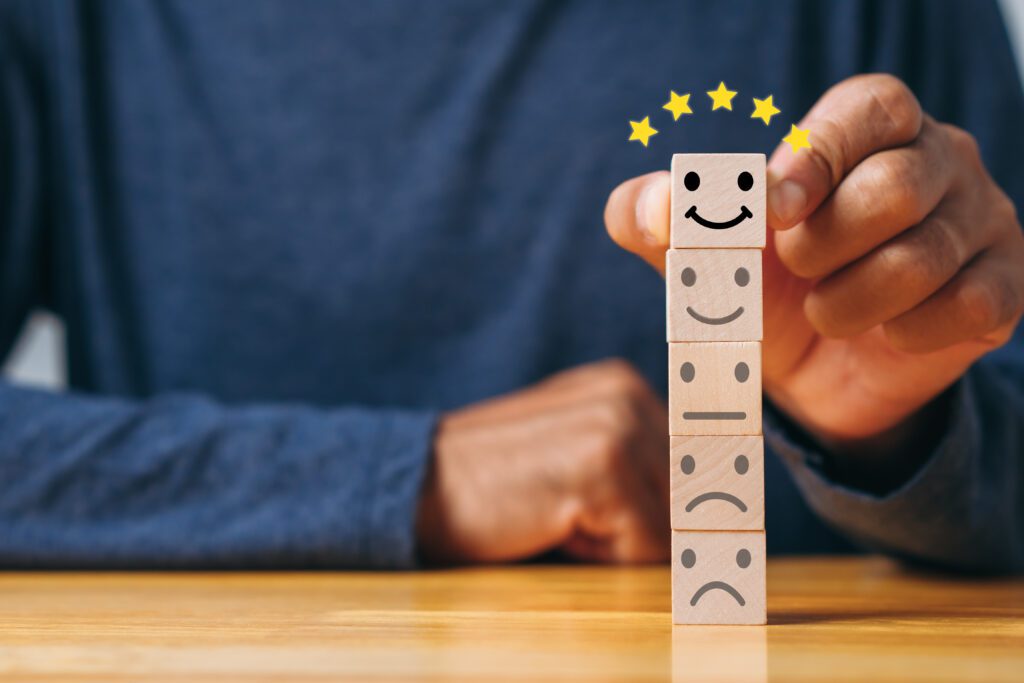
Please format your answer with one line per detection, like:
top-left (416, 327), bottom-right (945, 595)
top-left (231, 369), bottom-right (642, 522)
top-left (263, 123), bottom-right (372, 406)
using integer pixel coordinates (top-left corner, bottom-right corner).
top-left (417, 360), bottom-right (670, 564)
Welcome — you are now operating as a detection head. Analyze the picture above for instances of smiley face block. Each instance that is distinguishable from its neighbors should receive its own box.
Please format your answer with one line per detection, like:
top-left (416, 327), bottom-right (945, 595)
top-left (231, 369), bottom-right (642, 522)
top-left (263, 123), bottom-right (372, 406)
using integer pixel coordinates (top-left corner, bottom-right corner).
top-left (670, 153), bottom-right (766, 249)
top-left (671, 435), bottom-right (764, 531)
top-left (672, 530), bottom-right (766, 625)
top-left (669, 342), bottom-right (761, 436)
top-left (666, 249), bottom-right (762, 342)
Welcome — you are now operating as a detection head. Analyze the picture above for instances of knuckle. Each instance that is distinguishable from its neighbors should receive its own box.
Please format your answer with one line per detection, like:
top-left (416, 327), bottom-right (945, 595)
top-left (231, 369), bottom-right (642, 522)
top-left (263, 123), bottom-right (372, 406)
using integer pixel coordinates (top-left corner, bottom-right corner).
top-left (865, 74), bottom-right (923, 140)
top-left (592, 393), bottom-right (643, 439)
top-left (805, 117), bottom-right (847, 189)
top-left (954, 278), bottom-right (1011, 334)
top-left (865, 153), bottom-right (929, 222)
top-left (595, 358), bottom-right (648, 397)
top-left (945, 125), bottom-right (982, 167)
top-left (881, 222), bottom-right (961, 292)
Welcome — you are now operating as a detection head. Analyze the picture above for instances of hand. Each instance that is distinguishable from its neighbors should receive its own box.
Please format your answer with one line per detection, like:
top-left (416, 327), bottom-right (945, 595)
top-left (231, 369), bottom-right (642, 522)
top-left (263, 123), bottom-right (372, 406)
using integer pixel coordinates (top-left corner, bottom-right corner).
top-left (416, 359), bottom-right (670, 564)
top-left (606, 74), bottom-right (1023, 485)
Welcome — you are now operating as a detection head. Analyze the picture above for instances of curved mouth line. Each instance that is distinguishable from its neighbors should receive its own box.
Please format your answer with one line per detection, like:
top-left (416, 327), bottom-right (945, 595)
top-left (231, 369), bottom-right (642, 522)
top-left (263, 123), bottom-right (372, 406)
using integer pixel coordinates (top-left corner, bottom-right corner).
top-left (685, 492), bottom-right (748, 513)
top-left (686, 306), bottom-right (745, 325)
top-left (685, 205), bottom-right (752, 229)
top-left (690, 581), bottom-right (746, 607)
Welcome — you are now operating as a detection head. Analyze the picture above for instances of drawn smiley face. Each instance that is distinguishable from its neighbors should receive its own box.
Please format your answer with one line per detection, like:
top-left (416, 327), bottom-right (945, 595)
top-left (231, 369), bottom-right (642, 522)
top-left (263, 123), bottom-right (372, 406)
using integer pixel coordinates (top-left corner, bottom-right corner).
top-left (669, 342), bottom-right (761, 436)
top-left (670, 153), bottom-right (766, 248)
top-left (671, 436), bottom-right (764, 530)
top-left (672, 530), bottom-right (766, 625)
top-left (666, 249), bottom-right (762, 342)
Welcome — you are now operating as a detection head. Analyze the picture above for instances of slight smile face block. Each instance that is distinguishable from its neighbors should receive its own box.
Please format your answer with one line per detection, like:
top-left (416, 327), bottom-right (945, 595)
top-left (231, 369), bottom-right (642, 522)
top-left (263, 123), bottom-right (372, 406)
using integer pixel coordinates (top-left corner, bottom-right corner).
top-left (671, 153), bottom-right (766, 249)
top-left (669, 342), bottom-right (762, 436)
top-left (671, 435), bottom-right (764, 531)
top-left (666, 249), bottom-right (763, 342)
top-left (672, 530), bottom-right (766, 625)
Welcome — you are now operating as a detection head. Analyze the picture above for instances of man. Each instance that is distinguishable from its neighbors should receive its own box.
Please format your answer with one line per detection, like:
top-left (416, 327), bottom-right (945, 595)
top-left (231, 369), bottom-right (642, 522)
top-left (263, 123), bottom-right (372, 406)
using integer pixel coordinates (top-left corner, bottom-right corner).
top-left (1, 1), bottom-right (1022, 570)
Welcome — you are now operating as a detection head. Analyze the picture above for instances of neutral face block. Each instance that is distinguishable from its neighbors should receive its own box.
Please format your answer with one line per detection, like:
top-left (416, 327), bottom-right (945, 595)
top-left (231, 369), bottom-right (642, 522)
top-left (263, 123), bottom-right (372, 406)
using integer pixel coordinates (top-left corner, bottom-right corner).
top-left (671, 435), bottom-right (764, 531)
top-left (670, 153), bottom-right (766, 249)
top-left (669, 342), bottom-right (761, 435)
top-left (672, 530), bottom-right (766, 625)
top-left (666, 249), bottom-right (763, 342)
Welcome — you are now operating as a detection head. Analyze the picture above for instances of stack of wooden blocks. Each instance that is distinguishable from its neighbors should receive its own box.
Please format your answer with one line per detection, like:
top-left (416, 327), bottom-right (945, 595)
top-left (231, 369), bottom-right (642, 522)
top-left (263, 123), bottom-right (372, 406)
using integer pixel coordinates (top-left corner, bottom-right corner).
top-left (667, 153), bottom-right (767, 625)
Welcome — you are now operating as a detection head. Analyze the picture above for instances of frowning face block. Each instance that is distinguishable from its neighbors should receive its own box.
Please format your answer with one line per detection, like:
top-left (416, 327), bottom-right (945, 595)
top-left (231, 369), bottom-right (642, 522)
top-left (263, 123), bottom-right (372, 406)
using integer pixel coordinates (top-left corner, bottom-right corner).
top-left (671, 436), bottom-right (764, 531)
top-left (670, 153), bottom-right (766, 248)
top-left (669, 342), bottom-right (761, 435)
top-left (672, 530), bottom-right (766, 625)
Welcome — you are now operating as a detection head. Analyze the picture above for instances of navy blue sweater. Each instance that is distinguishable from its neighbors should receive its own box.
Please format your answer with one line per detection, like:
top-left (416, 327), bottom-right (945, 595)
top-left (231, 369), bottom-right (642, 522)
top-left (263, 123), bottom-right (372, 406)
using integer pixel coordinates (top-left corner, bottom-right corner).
top-left (1, 0), bottom-right (1023, 569)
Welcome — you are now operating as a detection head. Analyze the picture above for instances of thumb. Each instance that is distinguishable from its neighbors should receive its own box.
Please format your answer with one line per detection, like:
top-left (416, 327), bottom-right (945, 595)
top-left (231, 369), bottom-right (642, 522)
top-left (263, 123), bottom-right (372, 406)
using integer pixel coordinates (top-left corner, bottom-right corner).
top-left (605, 171), bottom-right (671, 275)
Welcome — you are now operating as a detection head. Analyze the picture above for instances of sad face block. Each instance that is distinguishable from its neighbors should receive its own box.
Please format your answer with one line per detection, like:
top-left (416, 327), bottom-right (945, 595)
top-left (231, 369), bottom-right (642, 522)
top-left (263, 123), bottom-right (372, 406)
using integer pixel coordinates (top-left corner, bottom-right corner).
top-left (670, 153), bottom-right (766, 249)
top-left (666, 249), bottom-right (762, 342)
top-left (672, 530), bottom-right (766, 625)
top-left (671, 435), bottom-right (764, 531)
top-left (669, 342), bottom-right (761, 436)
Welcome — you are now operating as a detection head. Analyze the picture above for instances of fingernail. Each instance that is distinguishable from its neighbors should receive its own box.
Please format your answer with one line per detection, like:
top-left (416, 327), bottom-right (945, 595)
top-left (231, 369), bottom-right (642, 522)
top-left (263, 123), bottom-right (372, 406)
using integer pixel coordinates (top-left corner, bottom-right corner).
top-left (768, 179), bottom-right (807, 226)
top-left (635, 175), bottom-right (669, 244)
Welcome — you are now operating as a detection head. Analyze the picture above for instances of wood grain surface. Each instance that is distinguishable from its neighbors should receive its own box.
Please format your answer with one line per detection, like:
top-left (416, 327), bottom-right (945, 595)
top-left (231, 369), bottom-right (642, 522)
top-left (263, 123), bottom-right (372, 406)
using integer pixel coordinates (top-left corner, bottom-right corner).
top-left (1, 556), bottom-right (1022, 682)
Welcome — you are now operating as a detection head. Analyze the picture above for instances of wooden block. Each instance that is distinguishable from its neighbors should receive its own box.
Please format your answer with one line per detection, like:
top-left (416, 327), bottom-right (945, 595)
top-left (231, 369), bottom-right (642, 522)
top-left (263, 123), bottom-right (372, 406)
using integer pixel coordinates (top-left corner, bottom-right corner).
top-left (670, 154), bottom-right (766, 249)
top-left (672, 530), bottom-right (766, 625)
top-left (671, 625), bottom-right (767, 681)
top-left (666, 249), bottom-right (762, 342)
top-left (669, 342), bottom-right (761, 436)
top-left (671, 436), bottom-right (764, 531)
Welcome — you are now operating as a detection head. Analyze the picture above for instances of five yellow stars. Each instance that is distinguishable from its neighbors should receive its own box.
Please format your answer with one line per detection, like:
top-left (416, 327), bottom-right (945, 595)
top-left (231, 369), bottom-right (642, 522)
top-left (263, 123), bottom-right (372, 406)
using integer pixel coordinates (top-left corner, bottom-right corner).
top-left (628, 84), bottom-right (810, 152)
top-left (782, 124), bottom-right (812, 152)
top-left (662, 91), bottom-right (693, 121)
top-left (628, 116), bottom-right (658, 147)
top-left (706, 81), bottom-right (738, 111)
top-left (750, 95), bottom-right (780, 126)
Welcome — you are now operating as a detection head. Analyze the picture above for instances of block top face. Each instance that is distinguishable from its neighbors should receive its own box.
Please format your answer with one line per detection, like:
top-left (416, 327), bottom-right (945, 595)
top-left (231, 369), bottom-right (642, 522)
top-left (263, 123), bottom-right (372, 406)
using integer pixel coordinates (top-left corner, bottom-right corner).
top-left (671, 153), bottom-right (766, 248)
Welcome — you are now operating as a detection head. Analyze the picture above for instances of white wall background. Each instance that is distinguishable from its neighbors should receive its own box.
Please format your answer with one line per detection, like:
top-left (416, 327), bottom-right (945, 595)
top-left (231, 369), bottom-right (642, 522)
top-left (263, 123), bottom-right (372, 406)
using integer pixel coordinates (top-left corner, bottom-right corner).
top-left (5, 0), bottom-right (1024, 392)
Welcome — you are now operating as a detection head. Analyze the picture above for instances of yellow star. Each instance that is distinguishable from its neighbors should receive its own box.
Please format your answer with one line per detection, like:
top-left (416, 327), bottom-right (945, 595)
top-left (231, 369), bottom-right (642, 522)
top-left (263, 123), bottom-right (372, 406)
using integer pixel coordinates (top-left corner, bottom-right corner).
top-left (751, 95), bottom-right (781, 126)
top-left (628, 116), bottom-right (658, 147)
top-left (706, 81), bottom-right (737, 111)
top-left (662, 91), bottom-right (693, 121)
top-left (782, 124), bottom-right (812, 153)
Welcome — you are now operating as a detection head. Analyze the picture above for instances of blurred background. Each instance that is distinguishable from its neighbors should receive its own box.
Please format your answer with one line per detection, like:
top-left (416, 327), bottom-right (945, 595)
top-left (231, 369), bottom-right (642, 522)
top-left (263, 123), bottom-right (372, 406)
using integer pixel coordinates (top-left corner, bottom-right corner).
top-left (6, 0), bottom-right (1024, 393)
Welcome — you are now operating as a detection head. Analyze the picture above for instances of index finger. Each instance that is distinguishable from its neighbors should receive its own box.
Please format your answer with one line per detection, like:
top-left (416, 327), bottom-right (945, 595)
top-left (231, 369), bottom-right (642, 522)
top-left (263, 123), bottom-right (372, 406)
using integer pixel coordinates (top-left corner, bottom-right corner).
top-left (767, 73), bottom-right (923, 230)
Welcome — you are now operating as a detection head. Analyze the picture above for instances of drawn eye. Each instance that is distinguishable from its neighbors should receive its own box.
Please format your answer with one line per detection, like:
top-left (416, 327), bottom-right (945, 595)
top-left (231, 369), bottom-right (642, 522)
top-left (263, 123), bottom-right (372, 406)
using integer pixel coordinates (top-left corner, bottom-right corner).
top-left (681, 455), bottom-right (695, 475)
top-left (681, 267), bottom-right (697, 287)
top-left (681, 549), bottom-right (697, 568)
top-left (734, 267), bottom-right (750, 287)
top-left (680, 362), bottom-right (695, 383)
top-left (734, 455), bottom-right (749, 474)
top-left (684, 172), bottom-right (700, 191)
top-left (736, 549), bottom-right (751, 568)
top-left (737, 171), bottom-right (753, 191)
top-left (734, 362), bottom-right (749, 383)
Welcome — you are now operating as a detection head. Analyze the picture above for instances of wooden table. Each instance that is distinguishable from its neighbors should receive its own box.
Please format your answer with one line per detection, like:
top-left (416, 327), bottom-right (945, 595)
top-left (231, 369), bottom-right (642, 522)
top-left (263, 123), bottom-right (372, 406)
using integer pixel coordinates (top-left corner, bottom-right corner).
top-left (1, 556), bottom-right (1022, 682)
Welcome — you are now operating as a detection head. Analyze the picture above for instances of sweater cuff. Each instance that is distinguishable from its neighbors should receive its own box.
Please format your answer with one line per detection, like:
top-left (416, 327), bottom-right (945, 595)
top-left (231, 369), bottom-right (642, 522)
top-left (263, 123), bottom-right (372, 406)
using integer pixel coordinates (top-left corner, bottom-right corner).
top-left (764, 375), bottom-right (982, 565)
top-left (357, 409), bottom-right (439, 569)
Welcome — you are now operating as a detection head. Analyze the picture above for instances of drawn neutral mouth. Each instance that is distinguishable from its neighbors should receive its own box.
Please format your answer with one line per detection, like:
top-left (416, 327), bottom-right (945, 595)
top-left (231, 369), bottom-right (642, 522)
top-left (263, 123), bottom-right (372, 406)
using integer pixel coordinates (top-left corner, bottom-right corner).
top-left (685, 205), bottom-right (752, 229)
top-left (683, 411), bottom-right (747, 420)
top-left (690, 581), bottom-right (746, 606)
top-left (686, 306), bottom-right (744, 325)
top-left (685, 492), bottom-right (748, 512)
